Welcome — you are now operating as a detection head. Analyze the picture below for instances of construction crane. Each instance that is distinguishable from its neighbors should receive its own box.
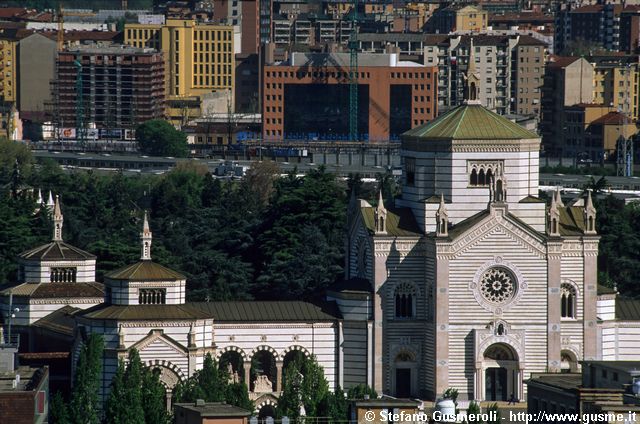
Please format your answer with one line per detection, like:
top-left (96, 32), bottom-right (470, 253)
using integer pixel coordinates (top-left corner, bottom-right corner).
top-left (348, 0), bottom-right (358, 142)
top-left (56, 6), bottom-right (96, 51)
top-left (616, 63), bottom-right (634, 177)
top-left (74, 59), bottom-right (86, 147)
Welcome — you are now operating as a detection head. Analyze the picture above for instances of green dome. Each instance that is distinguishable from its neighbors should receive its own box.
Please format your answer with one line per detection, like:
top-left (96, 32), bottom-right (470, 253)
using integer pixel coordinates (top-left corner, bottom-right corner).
top-left (402, 103), bottom-right (538, 140)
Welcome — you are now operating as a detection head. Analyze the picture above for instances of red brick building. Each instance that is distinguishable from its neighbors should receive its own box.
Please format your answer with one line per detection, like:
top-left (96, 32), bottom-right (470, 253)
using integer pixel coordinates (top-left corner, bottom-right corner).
top-left (0, 365), bottom-right (49, 424)
top-left (263, 52), bottom-right (438, 141)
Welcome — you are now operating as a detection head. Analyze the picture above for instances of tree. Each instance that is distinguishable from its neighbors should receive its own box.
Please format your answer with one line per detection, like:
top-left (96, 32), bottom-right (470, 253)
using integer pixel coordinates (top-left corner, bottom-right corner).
top-left (225, 382), bottom-right (254, 411)
top-left (105, 360), bottom-right (128, 424)
top-left (136, 120), bottom-right (189, 157)
top-left (123, 349), bottom-right (146, 424)
top-left (277, 355), bottom-right (332, 419)
top-left (142, 367), bottom-right (171, 424)
top-left (327, 386), bottom-right (348, 423)
top-left (173, 353), bottom-right (227, 403)
top-left (346, 384), bottom-right (378, 400)
top-left (49, 391), bottom-right (71, 424)
top-left (0, 138), bottom-right (33, 185)
top-left (69, 334), bottom-right (103, 424)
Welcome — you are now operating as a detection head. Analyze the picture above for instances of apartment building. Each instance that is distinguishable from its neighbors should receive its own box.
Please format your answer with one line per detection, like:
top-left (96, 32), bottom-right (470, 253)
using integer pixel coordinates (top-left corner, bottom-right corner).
top-left (426, 4), bottom-right (488, 34)
top-left (540, 56), bottom-right (594, 155)
top-left (53, 43), bottom-right (165, 130)
top-left (554, 4), bottom-right (640, 54)
top-left (124, 19), bottom-right (234, 123)
top-left (590, 54), bottom-right (639, 121)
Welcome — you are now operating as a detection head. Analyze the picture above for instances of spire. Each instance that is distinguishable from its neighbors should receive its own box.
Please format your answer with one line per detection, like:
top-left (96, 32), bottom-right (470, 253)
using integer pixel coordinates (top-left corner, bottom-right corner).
top-left (46, 190), bottom-right (55, 211)
top-left (140, 211), bottom-right (152, 260)
top-left (554, 187), bottom-right (564, 208)
top-left (584, 189), bottom-right (597, 235)
top-left (436, 193), bottom-right (449, 237)
top-left (53, 195), bottom-right (63, 241)
top-left (464, 37), bottom-right (481, 104)
top-left (36, 189), bottom-right (43, 205)
top-left (548, 189), bottom-right (561, 237)
top-left (374, 190), bottom-right (387, 235)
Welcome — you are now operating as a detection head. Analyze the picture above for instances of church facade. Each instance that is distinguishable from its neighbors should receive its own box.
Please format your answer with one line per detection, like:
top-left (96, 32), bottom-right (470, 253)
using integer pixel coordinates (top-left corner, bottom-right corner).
top-left (345, 94), bottom-right (600, 401)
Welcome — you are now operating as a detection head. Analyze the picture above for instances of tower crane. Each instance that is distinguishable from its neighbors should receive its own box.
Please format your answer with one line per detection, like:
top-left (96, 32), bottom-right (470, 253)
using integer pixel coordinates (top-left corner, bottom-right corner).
top-left (349, 0), bottom-right (358, 142)
top-left (56, 6), bottom-right (96, 51)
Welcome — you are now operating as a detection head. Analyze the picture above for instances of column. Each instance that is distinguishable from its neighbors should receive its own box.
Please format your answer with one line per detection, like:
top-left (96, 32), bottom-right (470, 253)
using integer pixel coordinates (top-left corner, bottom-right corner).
top-left (583, 240), bottom-right (599, 360)
top-left (547, 241), bottom-right (562, 372)
top-left (244, 363), bottom-right (252, 390)
top-left (434, 245), bottom-right (450, 397)
top-left (373, 247), bottom-right (387, 393)
top-left (276, 361), bottom-right (283, 392)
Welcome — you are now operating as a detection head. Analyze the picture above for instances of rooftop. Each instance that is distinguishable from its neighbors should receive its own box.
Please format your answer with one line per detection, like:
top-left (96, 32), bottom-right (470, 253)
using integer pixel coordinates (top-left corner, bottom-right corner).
top-left (0, 366), bottom-right (46, 393)
top-left (360, 205), bottom-right (422, 236)
top-left (286, 52), bottom-right (424, 68)
top-left (526, 373), bottom-right (582, 391)
top-left (19, 241), bottom-right (96, 261)
top-left (64, 42), bottom-right (158, 55)
top-left (616, 298), bottom-right (640, 321)
top-left (80, 301), bottom-right (341, 322)
top-left (402, 103), bottom-right (538, 141)
top-left (174, 401), bottom-right (252, 418)
top-left (0, 282), bottom-right (104, 299)
top-left (105, 260), bottom-right (185, 281)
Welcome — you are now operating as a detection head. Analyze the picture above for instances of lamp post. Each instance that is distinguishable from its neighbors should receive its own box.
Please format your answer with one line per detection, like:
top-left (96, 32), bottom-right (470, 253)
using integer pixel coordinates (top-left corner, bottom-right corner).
top-left (5, 294), bottom-right (20, 345)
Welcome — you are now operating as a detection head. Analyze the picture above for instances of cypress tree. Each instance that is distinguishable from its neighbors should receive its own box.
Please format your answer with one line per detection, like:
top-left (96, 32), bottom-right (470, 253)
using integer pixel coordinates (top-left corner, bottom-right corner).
top-left (49, 391), bottom-right (71, 424)
top-left (70, 333), bottom-right (103, 424)
top-left (123, 349), bottom-right (146, 424)
top-left (142, 367), bottom-right (171, 424)
top-left (105, 359), bottom-right (127, 424)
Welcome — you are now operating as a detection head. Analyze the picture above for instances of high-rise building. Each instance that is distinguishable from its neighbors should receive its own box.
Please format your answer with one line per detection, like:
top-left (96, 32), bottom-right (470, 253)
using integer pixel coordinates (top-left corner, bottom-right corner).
top-left (262, 52), bottom-right (438, 141)
top-left (421, 34), bottom-right (547, 116)
top-left (124, 19), bottom-right (234, 123)
top-left (53, 43), bottom-right (165, 130)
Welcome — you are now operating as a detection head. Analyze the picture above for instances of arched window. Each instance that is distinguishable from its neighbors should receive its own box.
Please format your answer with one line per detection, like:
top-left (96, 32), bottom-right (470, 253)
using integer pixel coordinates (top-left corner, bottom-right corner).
top-left (561, 283), bottom-right (577, 319)
top-left (395, 283), bottom-right (416, 319)
top-left (470, 168), bottom-right (478, 185)
top-left (478, 169), bottom-right (486, 186)
top-left (486, 168), bottom-right (493, 184)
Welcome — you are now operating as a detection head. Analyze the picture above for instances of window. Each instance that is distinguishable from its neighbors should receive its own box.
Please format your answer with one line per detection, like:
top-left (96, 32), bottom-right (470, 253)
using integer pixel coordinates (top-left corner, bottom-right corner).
top-left (405, 157), bottom-right (416, 186)
top-left (50, 267), bottom-right (77, 283)
top-left (139, 288), bottom-right (167, 305)
top-left (561, 283), bottom-right (577, 318)
top-left (395, 283), bottom-right (416, 319)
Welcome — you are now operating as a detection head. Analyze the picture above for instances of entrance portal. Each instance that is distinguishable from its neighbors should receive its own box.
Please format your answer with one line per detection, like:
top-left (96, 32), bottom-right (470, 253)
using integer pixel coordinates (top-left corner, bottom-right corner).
top-left (395, 368), bottom-right (411, 398)
top-left (485, 367), bottom-right (507, 401)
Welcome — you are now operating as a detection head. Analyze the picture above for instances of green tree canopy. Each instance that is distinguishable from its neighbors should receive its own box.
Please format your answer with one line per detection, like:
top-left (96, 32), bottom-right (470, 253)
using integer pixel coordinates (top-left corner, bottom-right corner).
top-left (136, 119), bottom-right (189, 157)
top-left (69, 333), bottom-right (103, 424)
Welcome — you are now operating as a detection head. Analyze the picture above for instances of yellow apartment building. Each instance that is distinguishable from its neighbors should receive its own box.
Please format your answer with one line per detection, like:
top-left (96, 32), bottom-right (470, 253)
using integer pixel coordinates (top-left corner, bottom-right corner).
top-left (591, 57), bottom-right (639, 121)
top-left (0, 35), bottom-right (18, 138)
top-left (125, 19), bottom-right (234, 124)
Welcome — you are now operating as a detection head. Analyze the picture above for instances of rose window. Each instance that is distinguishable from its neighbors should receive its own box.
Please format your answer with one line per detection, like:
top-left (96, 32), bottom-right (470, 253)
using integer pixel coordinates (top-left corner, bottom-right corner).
top-left (480, 267), bottom-right (516, 304)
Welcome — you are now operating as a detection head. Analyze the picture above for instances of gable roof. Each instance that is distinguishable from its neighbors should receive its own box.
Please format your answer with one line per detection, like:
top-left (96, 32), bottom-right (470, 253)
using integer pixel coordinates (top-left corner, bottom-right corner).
top-left (19, 241), bottom-right (96, 261)
top-left (558, 206), bottom-right (587, 236)
top-left (105, 260), bottom-right (185, 281)
top-left (360, 205), bottom-right (422, 236)
top-left (402, 103), bottom-right (538, 140)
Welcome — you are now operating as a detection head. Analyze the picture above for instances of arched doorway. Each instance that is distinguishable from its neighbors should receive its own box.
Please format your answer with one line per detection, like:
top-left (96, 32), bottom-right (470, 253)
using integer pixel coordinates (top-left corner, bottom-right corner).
top-left (258, 404), bottom-right (276, 420)
top-left (392, 350), bottom-right (417, 398)
top-left (483, 343), bottom-right (519, 402)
